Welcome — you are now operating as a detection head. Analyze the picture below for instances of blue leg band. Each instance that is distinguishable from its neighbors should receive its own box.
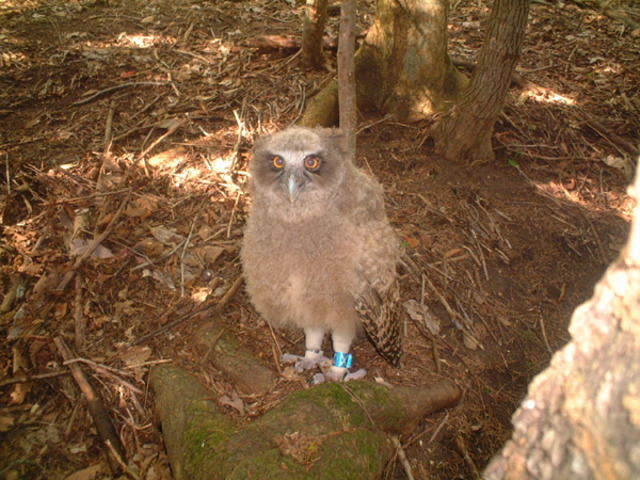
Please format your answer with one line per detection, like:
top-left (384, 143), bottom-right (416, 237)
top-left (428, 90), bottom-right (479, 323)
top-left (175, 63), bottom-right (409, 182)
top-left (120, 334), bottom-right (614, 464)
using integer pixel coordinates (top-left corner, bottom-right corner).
top-left (333, 352), bottom-right (353, 369)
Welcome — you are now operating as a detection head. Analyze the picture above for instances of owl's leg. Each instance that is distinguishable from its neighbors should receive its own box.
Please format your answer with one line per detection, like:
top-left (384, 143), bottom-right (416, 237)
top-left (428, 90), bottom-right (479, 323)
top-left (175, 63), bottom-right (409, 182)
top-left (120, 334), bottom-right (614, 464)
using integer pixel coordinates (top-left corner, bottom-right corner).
top-left (282, 327), bottom-right (331, 371)
top-left (323, 329), bottom-right (366, 382)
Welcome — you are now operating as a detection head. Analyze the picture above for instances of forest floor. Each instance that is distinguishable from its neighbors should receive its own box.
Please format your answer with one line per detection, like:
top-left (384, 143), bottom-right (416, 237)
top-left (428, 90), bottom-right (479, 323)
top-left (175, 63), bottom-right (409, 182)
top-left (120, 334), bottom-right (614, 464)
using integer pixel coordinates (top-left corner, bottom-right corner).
top-left (1, 0), bottom-right (638, 479)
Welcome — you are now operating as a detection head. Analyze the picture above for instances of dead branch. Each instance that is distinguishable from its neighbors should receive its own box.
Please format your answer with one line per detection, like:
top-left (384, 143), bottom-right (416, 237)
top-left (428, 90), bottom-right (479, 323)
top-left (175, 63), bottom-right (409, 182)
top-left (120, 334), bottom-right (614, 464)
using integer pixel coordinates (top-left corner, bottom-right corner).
top-left (73, 82), bottom-right (168, 106)
top-left (54, 337), bottom-right (125, 474)
top-left (0, 370), bottom-right (70, 387)
top-left (392, 435), bottom-right (416, 480)
top-left (139, 118), bottom-right (187, 158)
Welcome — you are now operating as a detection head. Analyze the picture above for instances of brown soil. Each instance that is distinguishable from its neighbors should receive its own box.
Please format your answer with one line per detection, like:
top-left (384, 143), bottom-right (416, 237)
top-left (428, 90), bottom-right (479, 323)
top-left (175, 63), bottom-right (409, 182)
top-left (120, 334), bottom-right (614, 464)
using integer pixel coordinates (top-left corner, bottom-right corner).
top-left (0, 0), bottom-right (637, 479)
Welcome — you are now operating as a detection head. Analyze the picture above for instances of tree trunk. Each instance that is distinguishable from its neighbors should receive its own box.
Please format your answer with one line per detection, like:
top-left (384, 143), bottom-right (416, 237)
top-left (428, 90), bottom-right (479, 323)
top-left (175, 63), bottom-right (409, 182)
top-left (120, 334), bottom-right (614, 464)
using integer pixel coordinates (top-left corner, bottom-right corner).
top-left (301, 0), bottom-right (329, 69)
top-left (355, 0), bottom-right (467, 121)
top-left (338, 0), bottom-right (357, 162)
top-left (483, 167), bottom-right (640, 479)
top-left (432, 0), bottom-right (530, 163)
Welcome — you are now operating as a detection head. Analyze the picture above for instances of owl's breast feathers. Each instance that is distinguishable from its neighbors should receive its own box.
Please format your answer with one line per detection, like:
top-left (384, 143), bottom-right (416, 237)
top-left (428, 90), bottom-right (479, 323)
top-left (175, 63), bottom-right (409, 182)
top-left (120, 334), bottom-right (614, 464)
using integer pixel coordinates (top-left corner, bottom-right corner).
top-left (242, 128), bottom-right (402, 365)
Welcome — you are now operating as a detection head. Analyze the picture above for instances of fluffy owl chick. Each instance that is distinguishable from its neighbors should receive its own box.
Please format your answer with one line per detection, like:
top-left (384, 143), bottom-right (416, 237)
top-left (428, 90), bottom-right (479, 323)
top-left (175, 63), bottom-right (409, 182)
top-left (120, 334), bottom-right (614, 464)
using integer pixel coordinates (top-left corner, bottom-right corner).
top-left (241, 127), bottom-right (401, 381)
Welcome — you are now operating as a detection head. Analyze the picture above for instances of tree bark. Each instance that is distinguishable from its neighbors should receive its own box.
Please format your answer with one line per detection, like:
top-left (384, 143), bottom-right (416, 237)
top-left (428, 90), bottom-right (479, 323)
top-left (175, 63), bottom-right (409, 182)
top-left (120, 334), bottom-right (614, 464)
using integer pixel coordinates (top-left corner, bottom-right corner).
top-left (338, 0), bottom-right (357, 162)
top-left (301, 0), bottom-right (329, 69)
top-left (355, 0), bottom-right (467, 121)
top-left (483, 167), bottom-right (640, 479)
top-left (432, 0), bottom-right (530, 163)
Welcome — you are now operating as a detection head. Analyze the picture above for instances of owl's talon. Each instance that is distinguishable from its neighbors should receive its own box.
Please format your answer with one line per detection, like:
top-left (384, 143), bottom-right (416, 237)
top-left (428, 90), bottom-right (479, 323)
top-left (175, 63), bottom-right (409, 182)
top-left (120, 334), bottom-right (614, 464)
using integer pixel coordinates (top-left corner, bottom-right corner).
top-left (282, 350), bottom-right (331, 372)
top-left (282, 353), bottom-right (299, 363)
top-left (309, 373), bottom-right (326, 385)
top-left (325, 366), bottom-right (367, 382)
top-left (345, 368), bottom-right (367, 381)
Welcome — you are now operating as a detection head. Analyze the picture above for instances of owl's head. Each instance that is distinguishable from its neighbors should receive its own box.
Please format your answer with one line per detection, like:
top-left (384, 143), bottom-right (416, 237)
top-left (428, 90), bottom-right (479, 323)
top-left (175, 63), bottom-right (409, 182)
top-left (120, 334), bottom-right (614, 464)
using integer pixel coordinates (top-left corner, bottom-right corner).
top-left (249, 127), bottom-right (349, 216)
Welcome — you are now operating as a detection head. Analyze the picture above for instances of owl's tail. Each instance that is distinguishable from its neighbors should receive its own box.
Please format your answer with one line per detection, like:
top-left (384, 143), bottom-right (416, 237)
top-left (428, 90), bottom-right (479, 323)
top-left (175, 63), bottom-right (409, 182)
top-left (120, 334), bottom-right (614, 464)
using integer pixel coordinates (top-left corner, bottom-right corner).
top-left (355, 283), bottom-right (402, 367)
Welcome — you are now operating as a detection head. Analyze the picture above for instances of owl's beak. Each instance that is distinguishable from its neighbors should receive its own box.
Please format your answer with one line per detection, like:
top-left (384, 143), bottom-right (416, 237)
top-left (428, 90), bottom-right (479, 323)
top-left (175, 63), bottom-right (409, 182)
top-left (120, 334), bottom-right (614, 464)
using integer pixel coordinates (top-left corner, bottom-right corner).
top-left (287, 173), bottom-right (305, 203)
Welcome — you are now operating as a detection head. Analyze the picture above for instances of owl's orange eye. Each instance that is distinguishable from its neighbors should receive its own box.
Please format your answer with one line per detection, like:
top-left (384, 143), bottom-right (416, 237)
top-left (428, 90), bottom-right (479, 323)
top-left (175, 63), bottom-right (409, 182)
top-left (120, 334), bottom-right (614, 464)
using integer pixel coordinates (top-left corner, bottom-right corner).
top-left (304, 155), bottom-right (321, 171)
top-left (272, 156), bottom-right (285, 169)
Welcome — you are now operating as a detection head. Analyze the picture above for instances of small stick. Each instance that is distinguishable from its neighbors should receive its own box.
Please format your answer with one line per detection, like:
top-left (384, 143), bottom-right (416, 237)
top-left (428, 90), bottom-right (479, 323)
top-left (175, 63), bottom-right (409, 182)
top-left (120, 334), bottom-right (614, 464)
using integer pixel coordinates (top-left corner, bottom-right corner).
top-left (217, 275), bottom-right (244, 310)
top-left (130, 276), bottom-right (244, 346)
top-left (180, 215), bottom-right (198, 297)
top-left (104, 100), bottom-right (116, 152)
top-left (404, 410), bottom-right (450, 449)
top-left (54, 337), bottom-right (125, 474)
top-left (55, 191), bottom-right (131, 292)
top-left (226, 193), bottom-right (241, 238)
top-left (423, 274), bottom-right (461, 329)
top-left (0, 370), bottom-right (70, 387)
top-left (65, 358), bottom-right (143, 394)
top-left (229, 107), bottom-right (245, 173)
top-left (539, 316), bottom-right (553, 355)
top-left (267, 322), bottom-right (283, 375)
top-left (74, 82), bottom-right (167, 106)
top-left (431, 337), bottom-right (441, 373)
top-left (106, 439), bottom-right (139, 480)
top-left (74, 275), bottom-right (85, 350)
top-left (139, 118), bottom-right (187, 159)
top-left (4, 152), bottom-right (10, 194)
top-left (0, 275), bottom-right (21, 314)
top-left (455, 434), bottom-right (481, 479)
top-left (428, 410), bottom-right (450, 444)
top-left (391, 435), bottom-right (415, 480)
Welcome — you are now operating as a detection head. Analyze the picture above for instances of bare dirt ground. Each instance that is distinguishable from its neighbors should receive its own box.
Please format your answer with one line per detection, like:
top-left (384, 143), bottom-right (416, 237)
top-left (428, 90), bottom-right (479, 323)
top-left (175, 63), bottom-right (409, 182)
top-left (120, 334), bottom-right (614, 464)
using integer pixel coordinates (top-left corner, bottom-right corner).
top-left (0, 0), bottom-right (638, 479)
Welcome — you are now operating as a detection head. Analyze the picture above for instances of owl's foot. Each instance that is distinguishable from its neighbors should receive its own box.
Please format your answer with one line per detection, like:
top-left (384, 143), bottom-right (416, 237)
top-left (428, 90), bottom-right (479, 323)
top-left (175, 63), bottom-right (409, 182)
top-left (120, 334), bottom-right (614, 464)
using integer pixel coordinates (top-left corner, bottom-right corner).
top-left (308, 351), bottom-right (367, 384)
top-left (282, 349), bottom-right (331, 372)
top-left (309, 366), bottom-right (367, 384)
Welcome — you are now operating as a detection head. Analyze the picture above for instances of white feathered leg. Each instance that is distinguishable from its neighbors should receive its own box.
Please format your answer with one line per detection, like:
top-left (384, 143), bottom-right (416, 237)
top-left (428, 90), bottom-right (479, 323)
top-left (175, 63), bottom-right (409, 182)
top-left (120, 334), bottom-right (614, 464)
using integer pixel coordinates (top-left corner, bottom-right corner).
top-left (282, 327), bottom-right (331, 371)
top-left (312, 328), bottom-right (366, 383)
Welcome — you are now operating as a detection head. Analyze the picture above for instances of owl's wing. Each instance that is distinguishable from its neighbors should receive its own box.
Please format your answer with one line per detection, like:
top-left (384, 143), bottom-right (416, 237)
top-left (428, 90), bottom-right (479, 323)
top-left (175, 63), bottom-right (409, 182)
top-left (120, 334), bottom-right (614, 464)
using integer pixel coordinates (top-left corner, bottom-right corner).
top-left (355, 279), bottom-right (402, 367)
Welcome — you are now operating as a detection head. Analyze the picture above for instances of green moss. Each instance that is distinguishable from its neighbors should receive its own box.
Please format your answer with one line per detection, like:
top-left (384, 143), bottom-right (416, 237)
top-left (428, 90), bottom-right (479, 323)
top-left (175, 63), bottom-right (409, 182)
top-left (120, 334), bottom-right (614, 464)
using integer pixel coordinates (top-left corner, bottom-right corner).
top-left (310, 428), bottom-right (391, 480)
top-left (228, 448), bottom-right (306, 479)
top-left (182, 401), bottom-right (236, 479)
top-left (276, 384), bottom-right (367, 430)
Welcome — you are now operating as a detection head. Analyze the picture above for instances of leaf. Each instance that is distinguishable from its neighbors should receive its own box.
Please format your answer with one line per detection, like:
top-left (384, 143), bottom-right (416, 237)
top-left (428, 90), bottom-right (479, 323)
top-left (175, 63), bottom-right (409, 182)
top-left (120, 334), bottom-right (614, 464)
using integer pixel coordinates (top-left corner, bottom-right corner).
top-left (149, 225), bottom-right (185, 246)
top-left (404, 237), bottom-right (420, 248)
top-left (120, 345), bottom-right (152, 367)
top-left (507, 158), bottom-right (520, 168)
top-left (63, 463), bottom-right (105, 480)
top-left (462, 330), bottom-right (478, 351)
top-left (219, 393), bottom-right (245, 414)
top-left (403, 299), bottom-right (441, 335)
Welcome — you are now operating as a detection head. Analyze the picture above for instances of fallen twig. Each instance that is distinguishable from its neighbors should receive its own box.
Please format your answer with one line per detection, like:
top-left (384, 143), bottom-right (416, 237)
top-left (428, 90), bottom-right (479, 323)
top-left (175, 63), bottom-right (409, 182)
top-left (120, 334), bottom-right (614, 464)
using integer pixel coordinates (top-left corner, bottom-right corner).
top-left (54, 190), bottom-right (132, 293)
top-left (139, 118), bottom-right (187, 158)
top-left (74, 275), bottom-right (85, 350)
top-left (74, 82), bottom-right (168, 106)
top-left (391, 435), bottom-right (415, 480)
top-left (455, 434), bottom-right (481, 479)
top-left (0, 370), bottom-right (70, 387)
top-left (130, 275), bottom-right (244, 347)
top-left (104, 100), bottom-right (116, 152)
top-left (54, 336), bottom-right (126, 474)
top-left (180, 215), bottom-right (198, 297)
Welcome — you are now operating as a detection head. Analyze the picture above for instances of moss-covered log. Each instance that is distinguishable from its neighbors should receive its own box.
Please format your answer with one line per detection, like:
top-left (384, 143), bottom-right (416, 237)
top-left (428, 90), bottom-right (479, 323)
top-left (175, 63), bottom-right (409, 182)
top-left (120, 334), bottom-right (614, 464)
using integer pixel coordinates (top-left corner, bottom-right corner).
top-left (151, 365), bottom-right (461, 479)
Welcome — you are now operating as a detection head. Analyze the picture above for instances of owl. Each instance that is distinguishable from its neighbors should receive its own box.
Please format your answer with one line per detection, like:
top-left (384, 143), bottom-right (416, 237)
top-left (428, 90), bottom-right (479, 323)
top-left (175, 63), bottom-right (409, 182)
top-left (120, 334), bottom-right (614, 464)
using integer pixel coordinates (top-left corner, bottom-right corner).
top-left (241, 126), bottom-right (401, 382)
